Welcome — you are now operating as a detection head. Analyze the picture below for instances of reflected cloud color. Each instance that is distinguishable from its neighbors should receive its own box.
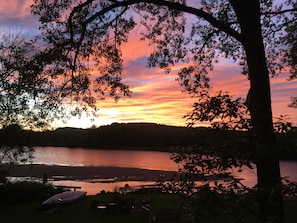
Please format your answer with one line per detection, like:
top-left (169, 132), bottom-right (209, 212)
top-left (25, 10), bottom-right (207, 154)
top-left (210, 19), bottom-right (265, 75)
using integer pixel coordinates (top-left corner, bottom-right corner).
top-left (1, 1), bottom-right (297, 128)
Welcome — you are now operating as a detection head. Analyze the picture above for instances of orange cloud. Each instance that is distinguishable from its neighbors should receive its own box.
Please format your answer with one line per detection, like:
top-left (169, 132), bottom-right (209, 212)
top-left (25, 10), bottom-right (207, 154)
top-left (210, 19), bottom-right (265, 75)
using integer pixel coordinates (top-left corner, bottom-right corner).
top-left (2, 1), bottom-right (297, 129)
top-left (90, 65), bottom-right (197, 127)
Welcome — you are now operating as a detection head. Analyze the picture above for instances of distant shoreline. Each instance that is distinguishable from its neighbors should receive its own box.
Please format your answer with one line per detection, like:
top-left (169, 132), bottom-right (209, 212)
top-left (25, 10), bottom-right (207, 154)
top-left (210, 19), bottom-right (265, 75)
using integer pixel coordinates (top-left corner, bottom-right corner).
top-left (1, 164), bottom-right (177, 182)
top-left (33, 145), bottom-right (174, 152)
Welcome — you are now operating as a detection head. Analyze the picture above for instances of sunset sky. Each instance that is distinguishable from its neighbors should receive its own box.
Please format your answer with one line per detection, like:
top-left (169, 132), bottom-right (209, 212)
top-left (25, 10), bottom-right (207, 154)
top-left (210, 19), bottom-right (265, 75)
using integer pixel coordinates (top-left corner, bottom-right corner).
top-left (0, 1), bottom-right (297, 129)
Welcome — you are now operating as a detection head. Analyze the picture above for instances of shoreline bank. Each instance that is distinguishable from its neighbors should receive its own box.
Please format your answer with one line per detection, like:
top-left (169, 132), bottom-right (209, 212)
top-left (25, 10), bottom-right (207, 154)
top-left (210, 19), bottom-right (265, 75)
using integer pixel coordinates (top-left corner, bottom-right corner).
top-left (1, 164), bottom-right (177, 182)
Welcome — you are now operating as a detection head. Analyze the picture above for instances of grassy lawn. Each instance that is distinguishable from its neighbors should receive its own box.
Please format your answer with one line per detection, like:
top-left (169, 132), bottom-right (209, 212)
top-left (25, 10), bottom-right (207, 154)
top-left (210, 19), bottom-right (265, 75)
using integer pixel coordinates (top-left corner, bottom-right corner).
top-left (1, 193), bottom-right (189, 223)
top-left (1, 194), bottom-right (297, 223)
top-left (1, 182), bottom-right (297, 223)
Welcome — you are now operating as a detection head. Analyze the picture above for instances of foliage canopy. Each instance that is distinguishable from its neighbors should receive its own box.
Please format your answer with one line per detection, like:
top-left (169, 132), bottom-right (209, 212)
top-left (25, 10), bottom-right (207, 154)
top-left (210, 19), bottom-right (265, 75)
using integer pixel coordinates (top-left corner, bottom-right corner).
top-left (0, 0), bottom-right (296, 222)
top-left (30, 0), bottom-right (297, 97)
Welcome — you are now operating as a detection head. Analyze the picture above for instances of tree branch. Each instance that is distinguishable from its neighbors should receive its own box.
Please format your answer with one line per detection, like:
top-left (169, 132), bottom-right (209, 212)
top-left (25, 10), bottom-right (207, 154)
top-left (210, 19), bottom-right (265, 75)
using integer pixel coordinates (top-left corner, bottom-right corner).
top-left (67, 0), bottom-right (242, 43)
top-left (261, 7), bottom-right (297, 16)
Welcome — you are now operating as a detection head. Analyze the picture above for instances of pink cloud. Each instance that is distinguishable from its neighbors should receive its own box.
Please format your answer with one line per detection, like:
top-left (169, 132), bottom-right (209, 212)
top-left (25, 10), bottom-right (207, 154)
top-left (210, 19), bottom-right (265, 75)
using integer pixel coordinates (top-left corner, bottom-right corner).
top-left (1, 0), bottom-right (297, 128)
top-left (0, 0), bottom-right (40, 34)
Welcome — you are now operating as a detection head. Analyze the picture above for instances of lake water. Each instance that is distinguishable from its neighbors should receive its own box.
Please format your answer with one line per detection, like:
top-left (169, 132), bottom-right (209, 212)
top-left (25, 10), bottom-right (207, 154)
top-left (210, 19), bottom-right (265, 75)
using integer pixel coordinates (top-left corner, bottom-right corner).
top-left (33, 147), bottom-right (178, 171)
top-left (28, 147), bottom-right (297, 194)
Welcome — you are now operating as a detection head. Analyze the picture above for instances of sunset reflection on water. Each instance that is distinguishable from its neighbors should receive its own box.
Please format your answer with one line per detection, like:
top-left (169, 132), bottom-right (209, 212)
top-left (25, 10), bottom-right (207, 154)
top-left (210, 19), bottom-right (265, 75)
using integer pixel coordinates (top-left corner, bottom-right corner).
top-left (33, 147), bottom-right (178, 171)
top-left (31, 147), bottom-right (297, 194)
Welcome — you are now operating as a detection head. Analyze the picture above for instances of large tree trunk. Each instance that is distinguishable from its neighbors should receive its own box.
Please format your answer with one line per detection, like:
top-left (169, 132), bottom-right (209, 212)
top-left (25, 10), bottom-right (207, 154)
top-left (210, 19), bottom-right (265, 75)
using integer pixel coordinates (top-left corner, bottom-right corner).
top-left (231, 1), bottom-right (284, 222)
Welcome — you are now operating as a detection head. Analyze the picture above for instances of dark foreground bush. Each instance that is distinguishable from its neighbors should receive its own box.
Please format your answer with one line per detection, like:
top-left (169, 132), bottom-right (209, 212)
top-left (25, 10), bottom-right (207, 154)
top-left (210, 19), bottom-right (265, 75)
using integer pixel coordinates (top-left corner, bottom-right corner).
top-left (0, 181), bottom-right (63, 204)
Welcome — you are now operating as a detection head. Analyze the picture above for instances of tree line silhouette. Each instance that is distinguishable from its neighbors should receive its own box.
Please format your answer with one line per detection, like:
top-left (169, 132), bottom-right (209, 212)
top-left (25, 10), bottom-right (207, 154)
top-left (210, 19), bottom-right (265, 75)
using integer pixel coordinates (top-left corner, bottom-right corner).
top-left (1, 122), bottom-right (295, 159)
top-left (22, 123), bottom-right (209, 149)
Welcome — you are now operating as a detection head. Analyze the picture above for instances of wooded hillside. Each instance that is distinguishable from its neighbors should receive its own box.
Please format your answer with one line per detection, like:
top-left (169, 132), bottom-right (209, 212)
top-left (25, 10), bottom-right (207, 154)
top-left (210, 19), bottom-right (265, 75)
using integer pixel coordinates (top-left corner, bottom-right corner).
top-left (22, 123), bottom-right (211, 150)
top-left (1, 122), bottom-right (296, 159)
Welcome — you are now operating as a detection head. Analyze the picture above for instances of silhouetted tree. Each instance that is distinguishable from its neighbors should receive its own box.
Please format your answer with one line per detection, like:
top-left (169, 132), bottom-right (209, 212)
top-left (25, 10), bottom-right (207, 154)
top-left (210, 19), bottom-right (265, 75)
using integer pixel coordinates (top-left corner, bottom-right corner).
top-left (0, 124), bottom-right (34, 164)
top-left (169, 92), bottom-right (295, 222)
top-left (0, 31), bottom-right (61, 130)
top-left (0, 32), bottom-right (42, 166)
top-left (285, 18), bottom-right (297, 79)
top-left (0, 26), bottom-right (127, 164)
top-left (287, 20), bottom-right (297, 108)
top-left (31, 1), bottom-right (297, 222)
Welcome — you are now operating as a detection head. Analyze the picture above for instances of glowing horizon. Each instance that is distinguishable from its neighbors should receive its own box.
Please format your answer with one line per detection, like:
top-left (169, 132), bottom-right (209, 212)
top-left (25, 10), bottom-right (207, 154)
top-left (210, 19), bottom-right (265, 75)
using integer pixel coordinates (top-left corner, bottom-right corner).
top-left (1, 0), bottom-right (297, 129)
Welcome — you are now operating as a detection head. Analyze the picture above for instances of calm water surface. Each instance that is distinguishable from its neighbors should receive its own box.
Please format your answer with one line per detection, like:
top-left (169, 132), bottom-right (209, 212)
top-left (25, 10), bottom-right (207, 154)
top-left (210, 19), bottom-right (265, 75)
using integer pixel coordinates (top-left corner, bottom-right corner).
top-left (31, 147), bottom-right (297, 194)
top-left (33, 146), bottom-right (178, 171)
